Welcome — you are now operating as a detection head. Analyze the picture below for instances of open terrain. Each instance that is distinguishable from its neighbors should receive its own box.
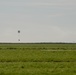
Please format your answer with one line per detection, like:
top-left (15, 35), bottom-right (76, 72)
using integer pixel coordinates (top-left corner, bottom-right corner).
top-left (0, 43), bottom-right (76, 75)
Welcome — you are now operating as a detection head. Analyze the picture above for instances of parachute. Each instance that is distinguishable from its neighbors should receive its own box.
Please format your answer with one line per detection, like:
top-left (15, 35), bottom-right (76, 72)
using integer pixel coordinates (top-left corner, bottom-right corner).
top-left (18, 30), bottom-right (20, 41)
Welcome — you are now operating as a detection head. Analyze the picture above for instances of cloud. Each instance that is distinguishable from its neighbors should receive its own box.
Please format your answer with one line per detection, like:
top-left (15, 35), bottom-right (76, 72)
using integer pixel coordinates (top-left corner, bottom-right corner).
top-left (0, 0), bottom-right (76, 42)
top-left (0, 0), bottom-right (76, 7)
top-left (48, 13), bottom-right (65, 17)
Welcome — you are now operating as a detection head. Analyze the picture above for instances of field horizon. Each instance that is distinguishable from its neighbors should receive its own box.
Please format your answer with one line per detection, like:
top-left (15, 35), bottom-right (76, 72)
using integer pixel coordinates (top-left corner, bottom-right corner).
top-left (0, 43), bottom-right (76, 75)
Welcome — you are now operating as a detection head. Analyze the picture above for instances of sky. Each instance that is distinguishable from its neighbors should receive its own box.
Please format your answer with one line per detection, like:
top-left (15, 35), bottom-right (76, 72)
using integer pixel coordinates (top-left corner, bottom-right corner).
top-left (0, 0), bottom-right (76, 43)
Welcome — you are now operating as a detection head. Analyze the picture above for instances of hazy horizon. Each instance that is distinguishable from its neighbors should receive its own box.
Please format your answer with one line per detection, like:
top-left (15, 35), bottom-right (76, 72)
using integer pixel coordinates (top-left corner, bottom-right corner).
top-left (0, 0), bottom-right (76, 43)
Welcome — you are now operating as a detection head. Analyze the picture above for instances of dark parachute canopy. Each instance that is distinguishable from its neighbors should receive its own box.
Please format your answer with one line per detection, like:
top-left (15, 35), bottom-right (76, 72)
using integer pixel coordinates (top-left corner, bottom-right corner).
top-left (18, 30), bottom-right (20, 33)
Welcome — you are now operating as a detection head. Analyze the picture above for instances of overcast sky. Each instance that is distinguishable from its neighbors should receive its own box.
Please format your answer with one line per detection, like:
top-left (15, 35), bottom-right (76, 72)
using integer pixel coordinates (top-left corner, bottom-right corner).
top-left (0, 0), bottom-right (76, 43)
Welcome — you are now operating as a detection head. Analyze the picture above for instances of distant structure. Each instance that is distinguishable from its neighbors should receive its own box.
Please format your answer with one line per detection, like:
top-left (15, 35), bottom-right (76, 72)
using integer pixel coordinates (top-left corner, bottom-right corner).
top-left (18, 30), bottom-right (20, 41)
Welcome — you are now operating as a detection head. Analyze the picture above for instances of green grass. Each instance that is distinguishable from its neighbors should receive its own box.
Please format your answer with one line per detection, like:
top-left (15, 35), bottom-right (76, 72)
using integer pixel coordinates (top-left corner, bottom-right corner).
top-left (0, 43), bottom-right (76, 75)
top-left (0, 50), bottom-right (76, 62)
top-left (0, 62), bottom-right (76, 75)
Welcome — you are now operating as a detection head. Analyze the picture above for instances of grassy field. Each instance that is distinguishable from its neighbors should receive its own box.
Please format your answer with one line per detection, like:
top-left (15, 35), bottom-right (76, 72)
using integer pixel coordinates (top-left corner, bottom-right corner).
top-left (0, 43), bottom-right (76, 75)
